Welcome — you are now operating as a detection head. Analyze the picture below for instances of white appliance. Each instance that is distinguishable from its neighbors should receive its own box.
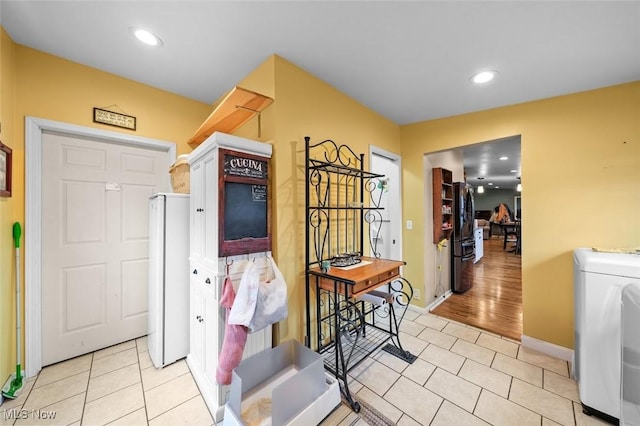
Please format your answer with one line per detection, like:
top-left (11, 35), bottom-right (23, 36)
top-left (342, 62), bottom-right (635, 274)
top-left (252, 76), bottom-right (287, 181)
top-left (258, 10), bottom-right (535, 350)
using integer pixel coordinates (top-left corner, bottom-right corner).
top-left (622, 283), bottom-right (640, 426)
top-left (148, 193), bottom-right (190, 368)
top-left (573, 248), bottom-right (640, 422)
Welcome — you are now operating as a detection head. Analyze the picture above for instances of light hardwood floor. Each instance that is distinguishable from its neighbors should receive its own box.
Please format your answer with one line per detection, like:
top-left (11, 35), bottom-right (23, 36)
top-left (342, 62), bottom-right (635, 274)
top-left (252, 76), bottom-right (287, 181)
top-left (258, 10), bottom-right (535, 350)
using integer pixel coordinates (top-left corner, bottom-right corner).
top-left (431, 234), bottom-right (523, 341)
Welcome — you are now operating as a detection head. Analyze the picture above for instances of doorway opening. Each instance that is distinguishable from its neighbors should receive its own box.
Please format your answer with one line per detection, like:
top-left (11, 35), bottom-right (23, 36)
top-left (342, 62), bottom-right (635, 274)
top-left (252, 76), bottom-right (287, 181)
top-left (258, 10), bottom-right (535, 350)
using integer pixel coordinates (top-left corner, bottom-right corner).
top-left (426, 136), bottom-right (522, 341)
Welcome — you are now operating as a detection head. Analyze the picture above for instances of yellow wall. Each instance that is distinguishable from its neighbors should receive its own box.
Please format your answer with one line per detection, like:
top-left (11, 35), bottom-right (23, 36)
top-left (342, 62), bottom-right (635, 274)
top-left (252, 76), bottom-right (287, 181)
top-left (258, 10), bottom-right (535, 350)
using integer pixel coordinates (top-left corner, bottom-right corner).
top-left (0, 27), bottom-right (17, 387)
top-left (401, 82), bottom-right (640, 348)
top-left (1, 33), bottom-right (215, 380)
top-left (236, 55), bottom-right (402, 344)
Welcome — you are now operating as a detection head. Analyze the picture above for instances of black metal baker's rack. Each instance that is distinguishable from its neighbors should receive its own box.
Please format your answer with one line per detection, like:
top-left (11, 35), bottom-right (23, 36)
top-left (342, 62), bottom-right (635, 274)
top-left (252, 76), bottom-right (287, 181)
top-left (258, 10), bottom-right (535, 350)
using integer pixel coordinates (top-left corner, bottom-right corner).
top-left (303, 136), bottom-right (415, 412)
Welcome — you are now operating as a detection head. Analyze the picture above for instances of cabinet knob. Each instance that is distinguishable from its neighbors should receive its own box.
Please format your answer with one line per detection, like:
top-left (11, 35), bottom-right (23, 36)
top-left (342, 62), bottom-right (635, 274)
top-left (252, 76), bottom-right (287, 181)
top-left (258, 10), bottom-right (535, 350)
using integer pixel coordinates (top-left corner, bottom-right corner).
top-left (196, 208), bottom-right (204, 212)
top-left (196, 315), bottom-right (201, 320)
top-left (205, 278), bottom-right (211, 284)
top-left (193, 269), bottom-right (198, 274)
top-left (199, 317), bottom-right (204, 323)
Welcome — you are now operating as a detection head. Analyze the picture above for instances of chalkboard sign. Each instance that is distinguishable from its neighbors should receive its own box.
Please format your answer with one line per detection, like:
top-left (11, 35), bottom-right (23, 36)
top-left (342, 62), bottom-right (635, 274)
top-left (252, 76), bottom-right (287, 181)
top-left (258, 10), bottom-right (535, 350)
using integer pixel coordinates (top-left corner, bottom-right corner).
top-left (219, 149), bottom-right (271, 256)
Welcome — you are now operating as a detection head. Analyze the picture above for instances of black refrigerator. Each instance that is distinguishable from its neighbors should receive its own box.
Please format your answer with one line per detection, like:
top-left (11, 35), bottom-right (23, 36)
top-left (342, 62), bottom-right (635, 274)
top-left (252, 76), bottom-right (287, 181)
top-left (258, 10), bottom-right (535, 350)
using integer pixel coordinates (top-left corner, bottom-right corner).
top-left (451, 182), bottom-right (475, 293)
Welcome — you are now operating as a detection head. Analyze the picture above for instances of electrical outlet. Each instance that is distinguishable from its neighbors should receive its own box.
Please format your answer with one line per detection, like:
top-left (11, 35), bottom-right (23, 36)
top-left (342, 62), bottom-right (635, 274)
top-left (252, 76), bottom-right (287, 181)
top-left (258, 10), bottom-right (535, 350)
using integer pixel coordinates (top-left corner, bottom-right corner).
top-left (414, 289), bottom-right (421, 300)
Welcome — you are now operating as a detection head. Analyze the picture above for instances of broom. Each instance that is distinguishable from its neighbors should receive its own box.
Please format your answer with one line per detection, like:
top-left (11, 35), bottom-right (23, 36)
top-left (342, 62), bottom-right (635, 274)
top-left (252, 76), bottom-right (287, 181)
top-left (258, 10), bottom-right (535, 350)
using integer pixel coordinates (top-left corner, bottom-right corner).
top-left (2, 222), bottom-right (24, 399)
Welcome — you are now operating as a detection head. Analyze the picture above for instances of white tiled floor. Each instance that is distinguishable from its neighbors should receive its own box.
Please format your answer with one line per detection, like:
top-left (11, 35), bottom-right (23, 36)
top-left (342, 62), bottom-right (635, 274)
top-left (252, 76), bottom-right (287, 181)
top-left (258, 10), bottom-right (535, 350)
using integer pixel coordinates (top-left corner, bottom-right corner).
top-left (0, 311), bottom-right (612, 425)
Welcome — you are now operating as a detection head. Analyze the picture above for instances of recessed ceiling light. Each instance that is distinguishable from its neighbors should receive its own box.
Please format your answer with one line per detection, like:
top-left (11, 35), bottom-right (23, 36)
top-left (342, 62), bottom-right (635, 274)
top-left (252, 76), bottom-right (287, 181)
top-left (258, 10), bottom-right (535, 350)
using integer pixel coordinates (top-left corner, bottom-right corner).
top-left (499, 156), bottom-right (508, 160)
top-left (488, 183), bottom-right (494, 186)
top-left (510, 170), bottom-right (518, 173)
top-left (471, 70), bottom-right (497, 84)
top-left (130, 27), bottom-right (163, 47)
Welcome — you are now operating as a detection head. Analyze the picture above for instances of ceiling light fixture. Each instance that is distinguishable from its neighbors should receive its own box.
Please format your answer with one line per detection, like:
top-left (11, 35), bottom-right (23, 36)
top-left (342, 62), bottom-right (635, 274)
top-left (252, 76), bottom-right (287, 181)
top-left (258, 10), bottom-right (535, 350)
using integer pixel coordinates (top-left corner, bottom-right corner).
top-left (517, 183), bottom-right (522, 192)
top-left (471, 70), bottom-right (497, 84)
top-left (499, 156), bottom-right (508, 161)
top-left (477, 185), bottom-right (484, 193)
top-left (130, 27), bottom-right (163, 47)
top-left (510, 170), bottom-right (518, 173)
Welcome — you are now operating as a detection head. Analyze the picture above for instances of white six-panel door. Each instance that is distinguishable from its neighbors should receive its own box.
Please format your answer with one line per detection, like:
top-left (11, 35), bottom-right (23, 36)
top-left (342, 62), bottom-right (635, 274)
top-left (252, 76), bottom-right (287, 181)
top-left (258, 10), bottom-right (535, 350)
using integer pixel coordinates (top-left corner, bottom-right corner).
top-left (41, 131), bottom-right (167, 366)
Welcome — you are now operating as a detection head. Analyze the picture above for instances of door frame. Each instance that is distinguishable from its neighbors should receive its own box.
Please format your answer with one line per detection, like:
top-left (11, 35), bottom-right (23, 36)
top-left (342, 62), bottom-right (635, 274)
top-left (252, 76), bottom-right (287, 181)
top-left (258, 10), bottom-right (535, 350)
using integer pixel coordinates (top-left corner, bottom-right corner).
top-left (369, 145), bottom-right (403, 261)
top-left (25, 116), bottom-right (176, 377)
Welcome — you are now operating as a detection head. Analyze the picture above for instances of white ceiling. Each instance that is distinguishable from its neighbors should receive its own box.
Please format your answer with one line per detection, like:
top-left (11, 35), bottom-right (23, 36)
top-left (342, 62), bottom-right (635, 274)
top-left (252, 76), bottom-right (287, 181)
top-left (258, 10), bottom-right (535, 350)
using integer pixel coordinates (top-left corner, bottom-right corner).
top-left (1, 1), bottom-right (639, 187)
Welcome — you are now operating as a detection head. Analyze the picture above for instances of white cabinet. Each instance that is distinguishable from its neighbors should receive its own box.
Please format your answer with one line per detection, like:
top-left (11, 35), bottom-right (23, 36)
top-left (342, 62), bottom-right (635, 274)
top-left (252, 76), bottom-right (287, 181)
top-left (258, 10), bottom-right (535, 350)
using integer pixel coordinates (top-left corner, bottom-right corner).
top-left (186, 131), bottom-right (273, 422)
top-left (189, 151), bottom-right (218, 269)
top-left (474, 227), bottom-right (484, 263)
top-left (190, 279), bottom-right (217, 380)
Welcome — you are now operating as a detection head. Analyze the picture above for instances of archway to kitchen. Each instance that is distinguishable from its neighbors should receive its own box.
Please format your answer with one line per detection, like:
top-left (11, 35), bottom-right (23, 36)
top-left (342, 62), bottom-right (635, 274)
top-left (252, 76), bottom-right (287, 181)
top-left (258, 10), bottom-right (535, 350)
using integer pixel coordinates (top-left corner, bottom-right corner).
top-left (423, 135), bottom-right (522, 341)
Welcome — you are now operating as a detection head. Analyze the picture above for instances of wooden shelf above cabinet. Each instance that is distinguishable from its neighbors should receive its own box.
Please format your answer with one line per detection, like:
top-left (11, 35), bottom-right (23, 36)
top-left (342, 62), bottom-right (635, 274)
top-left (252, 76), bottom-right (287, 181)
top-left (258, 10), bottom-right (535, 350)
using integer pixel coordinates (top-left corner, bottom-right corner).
top-left (187, 86), bottom-right (274, 148)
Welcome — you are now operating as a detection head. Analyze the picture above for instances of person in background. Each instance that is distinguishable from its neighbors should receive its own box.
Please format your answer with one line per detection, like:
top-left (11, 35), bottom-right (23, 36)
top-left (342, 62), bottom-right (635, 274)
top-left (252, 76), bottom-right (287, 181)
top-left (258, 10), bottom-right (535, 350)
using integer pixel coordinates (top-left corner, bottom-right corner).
top-left (495, 203), bottom-right (513, 223)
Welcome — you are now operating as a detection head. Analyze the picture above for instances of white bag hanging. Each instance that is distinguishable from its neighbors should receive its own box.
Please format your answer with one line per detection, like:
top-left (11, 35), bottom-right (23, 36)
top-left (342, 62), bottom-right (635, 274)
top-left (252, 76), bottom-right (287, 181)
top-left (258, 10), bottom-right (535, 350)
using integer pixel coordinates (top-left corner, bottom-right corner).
top-left (248, 257), bottom-right (288, 332)
top-left (227, 262), bottom-right (260, 327)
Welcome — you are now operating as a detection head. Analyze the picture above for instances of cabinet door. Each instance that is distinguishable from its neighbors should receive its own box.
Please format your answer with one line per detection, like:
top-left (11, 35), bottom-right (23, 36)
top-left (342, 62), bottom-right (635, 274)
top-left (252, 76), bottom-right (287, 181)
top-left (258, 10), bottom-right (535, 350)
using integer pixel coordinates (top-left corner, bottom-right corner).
top-left (190, 281), bottom-right (206, 370)
top-left (190, 160), bottom-right (205, 262)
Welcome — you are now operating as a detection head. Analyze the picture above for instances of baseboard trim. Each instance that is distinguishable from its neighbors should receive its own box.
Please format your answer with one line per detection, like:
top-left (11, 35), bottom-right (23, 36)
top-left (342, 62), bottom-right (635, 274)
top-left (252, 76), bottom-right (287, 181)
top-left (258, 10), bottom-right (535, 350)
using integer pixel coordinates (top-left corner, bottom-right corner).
top-left (427, 291), bottom-right (452, 312)
top-left (408, 290), bottom-right (453, 315)
top-left (521, 335), bottom-right (574, 363)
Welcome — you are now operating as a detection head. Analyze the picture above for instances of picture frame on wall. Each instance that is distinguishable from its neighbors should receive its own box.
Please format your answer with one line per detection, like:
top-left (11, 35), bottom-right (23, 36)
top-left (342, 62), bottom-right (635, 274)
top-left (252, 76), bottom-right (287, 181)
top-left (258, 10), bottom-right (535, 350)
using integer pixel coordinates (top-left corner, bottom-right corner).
top-left (0, 140), bottom-right (12, 197)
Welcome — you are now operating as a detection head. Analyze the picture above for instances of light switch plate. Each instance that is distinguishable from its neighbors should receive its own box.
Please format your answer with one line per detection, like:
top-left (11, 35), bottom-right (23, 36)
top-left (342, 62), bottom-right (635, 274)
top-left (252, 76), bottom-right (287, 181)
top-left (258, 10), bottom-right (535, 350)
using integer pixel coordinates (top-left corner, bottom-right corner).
top-left (406, 220), bottom-right (413, 230)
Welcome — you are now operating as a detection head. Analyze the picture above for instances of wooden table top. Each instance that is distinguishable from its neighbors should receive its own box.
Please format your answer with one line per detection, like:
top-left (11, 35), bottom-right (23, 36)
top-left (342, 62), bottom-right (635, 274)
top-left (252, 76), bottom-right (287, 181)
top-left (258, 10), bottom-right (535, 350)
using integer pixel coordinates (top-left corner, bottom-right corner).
top-left (308, 257), bottom-right (405, 285)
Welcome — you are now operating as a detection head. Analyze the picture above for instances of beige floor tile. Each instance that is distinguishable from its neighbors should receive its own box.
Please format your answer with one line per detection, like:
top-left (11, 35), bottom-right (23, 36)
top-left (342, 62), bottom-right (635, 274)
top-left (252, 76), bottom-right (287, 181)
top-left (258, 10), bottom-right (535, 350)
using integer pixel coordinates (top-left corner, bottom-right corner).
top-left (401, 357), bottom-right (436, 386)
top-left (108, 407), bottom-right (148, 425)
top-left (86, 363), bottom-right (141, 402)
top-left (474, 389), bottom-right (541, 426)
top-left (397, 413), bottom-right (422, 426)
top-left (416, 327), bottom-right (456, 350)
top-left (450, 339), bottom-right (496, 366)
top-left (22, 371), bottom-right (89, 411)
top-left (14, 393), bottom-right (84, 426)
top-left (138, 348), bottom-right (154, 370)
top-left (399, 319), bottom-right (426, 337)
top-left (372, 348), bottom-right (410, 373)
top-left (402, 309), bottom-right (420, 322)
top-left (354, 386), bottom-right (403, 424)
top-left (492, 352), bottom-right (543, 387)
top-left (477, 333), bottom-right (519, 358)
top-left (573, 401), bottom-right (612, 425)
top-left (509, 379), bottom-right (574, 425)
top-left (144, 373), bottom-right (200, 420)
top-left (419, 344), bottom-right (465, 374)
top-left (414, 314), bottom-right (448, 331)
top-left (442, 322), bottom-right (480, 343)
top-left (148, 395), bottom-right (213, 426)
top-left (544, 370), bottom-right (580, 402)
top-left (141, 359), bottom-right (189, 391)
top-left (425, 368), bottom-right (481, 412)
top-left (90, 348), bottom-right (138, 378)
top-left (458, 359), bottom-right (512, 398)
top-left (349, 358), bottom-right (400, 396)
top-left (396, 332), bottom-right (428, 357)
top-left (82, 382), bottom-right (144, 425)
top-left (383, 376), bottom-right (442, 424)
top-left (320, 403), bottom-right (352, 425)
top-left (518, 346), bottom-right (569, 377)
top-left (34, 354), bottom-right (92, 388)
top-left (543, 417), bottom-right (563, 426)
top-left (93, 340), bottom-right (137, 360)
top-left (135, 336), bottom-right (148, 354)
top-left (431, 400), bottom-right (490, 426)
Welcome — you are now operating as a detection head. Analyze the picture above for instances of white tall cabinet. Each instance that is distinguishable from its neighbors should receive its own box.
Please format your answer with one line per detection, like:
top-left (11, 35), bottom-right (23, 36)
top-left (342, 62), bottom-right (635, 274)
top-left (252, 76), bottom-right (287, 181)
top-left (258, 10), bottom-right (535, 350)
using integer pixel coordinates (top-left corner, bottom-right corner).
top-left (186, 132), bottom-right (273, 421)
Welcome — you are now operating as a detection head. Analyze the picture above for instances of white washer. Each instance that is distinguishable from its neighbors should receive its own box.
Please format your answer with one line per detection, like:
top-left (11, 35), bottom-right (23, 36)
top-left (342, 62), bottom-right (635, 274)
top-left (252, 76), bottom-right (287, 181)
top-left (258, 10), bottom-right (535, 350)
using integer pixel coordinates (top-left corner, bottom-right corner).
top-left (574, 248), bottom-right (640, 423)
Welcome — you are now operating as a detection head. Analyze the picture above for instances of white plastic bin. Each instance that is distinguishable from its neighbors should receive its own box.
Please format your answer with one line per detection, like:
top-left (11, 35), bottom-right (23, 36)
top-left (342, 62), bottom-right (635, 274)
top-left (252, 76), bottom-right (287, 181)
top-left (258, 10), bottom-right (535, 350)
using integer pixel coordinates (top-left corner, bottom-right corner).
top-left (223, 340), bottom-right (340, 426)
top-left (622, 283), bottom-right (640, 426)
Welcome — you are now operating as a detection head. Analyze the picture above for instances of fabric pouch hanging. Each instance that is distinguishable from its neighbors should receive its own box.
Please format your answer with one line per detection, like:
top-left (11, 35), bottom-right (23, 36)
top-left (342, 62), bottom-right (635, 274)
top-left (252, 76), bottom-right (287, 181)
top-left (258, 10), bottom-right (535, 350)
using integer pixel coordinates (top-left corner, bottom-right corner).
top-left (248, 257), bottom-right (288, 332)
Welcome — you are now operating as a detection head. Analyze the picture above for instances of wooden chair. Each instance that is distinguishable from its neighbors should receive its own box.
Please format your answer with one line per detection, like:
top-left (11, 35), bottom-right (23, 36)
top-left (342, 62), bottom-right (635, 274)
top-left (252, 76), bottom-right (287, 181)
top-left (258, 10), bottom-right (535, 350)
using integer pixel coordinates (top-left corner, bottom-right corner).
top-left (502, 222), bottom-right (518, 250)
